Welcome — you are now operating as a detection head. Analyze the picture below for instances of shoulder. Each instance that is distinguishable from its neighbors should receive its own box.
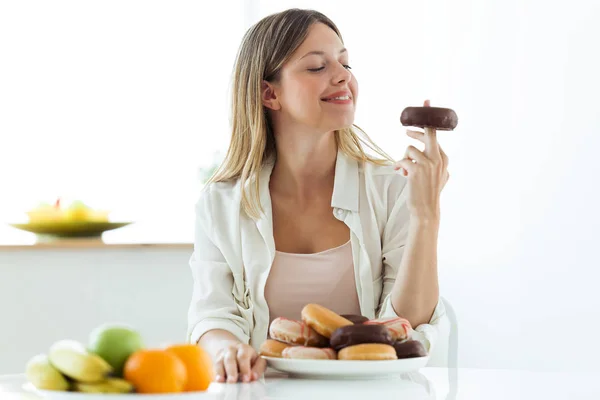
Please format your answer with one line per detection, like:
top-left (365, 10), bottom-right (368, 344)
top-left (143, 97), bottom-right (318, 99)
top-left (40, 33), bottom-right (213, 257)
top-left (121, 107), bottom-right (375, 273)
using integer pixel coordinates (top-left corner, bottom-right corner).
top-left (194, 179), bottom-right (242, 228)
top-left (197, 179), bottom-right (240, 207)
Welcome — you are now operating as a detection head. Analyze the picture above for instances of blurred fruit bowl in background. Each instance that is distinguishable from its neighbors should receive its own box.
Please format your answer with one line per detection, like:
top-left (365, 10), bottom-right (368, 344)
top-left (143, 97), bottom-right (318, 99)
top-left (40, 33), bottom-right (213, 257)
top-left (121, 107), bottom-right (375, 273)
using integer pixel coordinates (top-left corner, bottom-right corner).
top-left (9, 197), bottom-right (133, 239)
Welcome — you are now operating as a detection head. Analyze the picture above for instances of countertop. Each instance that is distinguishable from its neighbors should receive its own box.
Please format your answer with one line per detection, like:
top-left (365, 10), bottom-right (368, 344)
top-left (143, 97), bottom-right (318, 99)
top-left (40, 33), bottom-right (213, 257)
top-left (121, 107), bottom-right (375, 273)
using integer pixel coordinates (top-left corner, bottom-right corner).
top-left (2, 367), bottom-right (600, 399)
top-left (0, 239), bottom-right (193, 251)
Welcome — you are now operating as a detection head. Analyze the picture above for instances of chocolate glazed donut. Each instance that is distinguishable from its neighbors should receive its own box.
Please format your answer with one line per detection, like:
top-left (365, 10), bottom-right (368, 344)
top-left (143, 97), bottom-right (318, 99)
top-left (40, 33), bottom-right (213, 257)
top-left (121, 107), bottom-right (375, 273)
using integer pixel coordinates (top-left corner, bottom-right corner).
top-left (400, 106), bottom-right (458, 131)
top-left (330, 324), bottom-right (394, 352)
top-left (392, 340), bottom-right (428, 359)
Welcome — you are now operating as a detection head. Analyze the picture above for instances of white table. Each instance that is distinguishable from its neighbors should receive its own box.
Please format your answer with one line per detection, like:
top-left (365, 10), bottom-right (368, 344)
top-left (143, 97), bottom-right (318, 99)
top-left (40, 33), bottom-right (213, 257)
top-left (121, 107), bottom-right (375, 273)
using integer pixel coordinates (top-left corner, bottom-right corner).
top-left (2, 367), bottom-right (599, 399)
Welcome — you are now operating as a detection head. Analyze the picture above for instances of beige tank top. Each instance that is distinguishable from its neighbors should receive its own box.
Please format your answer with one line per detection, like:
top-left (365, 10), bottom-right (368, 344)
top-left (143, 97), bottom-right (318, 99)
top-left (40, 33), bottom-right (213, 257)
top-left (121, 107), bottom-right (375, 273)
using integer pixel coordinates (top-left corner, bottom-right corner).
top-left (264, 240), bottom-right (362, 326)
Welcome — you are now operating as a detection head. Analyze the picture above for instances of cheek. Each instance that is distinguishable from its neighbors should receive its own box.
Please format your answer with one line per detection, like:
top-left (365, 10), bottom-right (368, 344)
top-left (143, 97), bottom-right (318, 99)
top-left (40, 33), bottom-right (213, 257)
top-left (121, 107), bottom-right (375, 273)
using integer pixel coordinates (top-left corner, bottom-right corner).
top-left (350, 78), bottom-right (359, 101)
top-left (285, 80), bottom-right (323, 110)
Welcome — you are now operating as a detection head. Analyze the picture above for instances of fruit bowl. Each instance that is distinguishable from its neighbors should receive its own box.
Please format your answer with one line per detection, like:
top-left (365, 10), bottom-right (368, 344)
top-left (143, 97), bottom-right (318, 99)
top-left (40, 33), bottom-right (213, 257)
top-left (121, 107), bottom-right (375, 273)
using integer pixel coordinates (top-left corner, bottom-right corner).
top-left (10, 198), bottom-right (133, 238)
top-left (25, 325), bottom-right (216, 399)
top-left (9, 221), bottom-right (133, 238)
top-left (24, 383), bottom-right (223, 399)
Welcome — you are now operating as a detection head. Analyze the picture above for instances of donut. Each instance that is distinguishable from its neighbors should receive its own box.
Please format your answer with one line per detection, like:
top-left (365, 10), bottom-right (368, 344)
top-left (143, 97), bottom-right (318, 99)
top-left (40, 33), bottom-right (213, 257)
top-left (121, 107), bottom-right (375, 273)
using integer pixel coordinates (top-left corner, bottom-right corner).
top-left (301, 304), bottom-right (353, 338)
top-left (364, 317), bottom-right (412, 341)
top-left (400, 106), bottom-right (458, 130)
top-left (259, 339), bottom-right (290, 358)
top-left (338, 343), bottom-right (397, 361)
top-left (340, 314), bottom-right (369, 324)
top-left (392, 340), bottom-right (428, 359)
top-left (330, 324), bottom-right (394, 351)
top-left (282, 346), bottom-right (337, 360)
top-left (269, 317), bottom-right (328, 347)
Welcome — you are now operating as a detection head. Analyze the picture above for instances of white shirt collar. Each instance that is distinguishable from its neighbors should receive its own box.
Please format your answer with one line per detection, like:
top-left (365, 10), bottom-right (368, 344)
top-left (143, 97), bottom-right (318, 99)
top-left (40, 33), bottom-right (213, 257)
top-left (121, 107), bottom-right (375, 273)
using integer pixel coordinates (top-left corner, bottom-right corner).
top-left (254, 148), bottom-right (359, 216)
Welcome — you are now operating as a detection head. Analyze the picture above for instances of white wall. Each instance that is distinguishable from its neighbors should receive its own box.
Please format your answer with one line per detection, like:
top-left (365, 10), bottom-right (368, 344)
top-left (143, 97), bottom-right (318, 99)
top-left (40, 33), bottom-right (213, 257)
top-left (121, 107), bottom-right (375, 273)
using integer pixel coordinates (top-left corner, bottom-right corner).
top-left (427, 0), bottom-right (600, 373)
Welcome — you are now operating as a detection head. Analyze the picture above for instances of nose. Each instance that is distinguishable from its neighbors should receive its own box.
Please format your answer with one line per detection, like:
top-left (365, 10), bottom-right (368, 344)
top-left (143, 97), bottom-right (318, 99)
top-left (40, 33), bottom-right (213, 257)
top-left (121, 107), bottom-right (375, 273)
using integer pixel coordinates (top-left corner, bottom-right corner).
top-left (333, 63), bottom-right (352, 85)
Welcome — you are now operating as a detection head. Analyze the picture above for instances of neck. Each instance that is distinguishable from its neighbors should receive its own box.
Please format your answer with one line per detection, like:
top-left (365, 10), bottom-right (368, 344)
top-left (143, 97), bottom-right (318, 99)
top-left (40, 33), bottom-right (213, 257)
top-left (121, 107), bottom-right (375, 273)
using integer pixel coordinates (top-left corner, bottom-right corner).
top-left (270, 129), bottom-right (338, 198)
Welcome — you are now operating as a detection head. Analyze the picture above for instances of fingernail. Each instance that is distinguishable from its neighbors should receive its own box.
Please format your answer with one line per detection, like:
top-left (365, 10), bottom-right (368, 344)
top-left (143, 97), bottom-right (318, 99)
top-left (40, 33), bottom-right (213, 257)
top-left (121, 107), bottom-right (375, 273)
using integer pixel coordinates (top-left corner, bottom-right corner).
top-left (215, 375), bottom-right (223, 382)
top-left (228, 376), bottom-right (237, 383)
top-left (242, 374), bottom-right (250, 382)
top-left (252, 372), bottom-right (259, 380)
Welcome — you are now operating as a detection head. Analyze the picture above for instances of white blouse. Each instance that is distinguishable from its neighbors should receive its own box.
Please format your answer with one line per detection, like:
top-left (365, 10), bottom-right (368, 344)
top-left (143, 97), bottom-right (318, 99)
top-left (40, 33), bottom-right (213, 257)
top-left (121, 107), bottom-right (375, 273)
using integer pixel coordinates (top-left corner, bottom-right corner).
top-left (187, 149), bottom-right (449, 362)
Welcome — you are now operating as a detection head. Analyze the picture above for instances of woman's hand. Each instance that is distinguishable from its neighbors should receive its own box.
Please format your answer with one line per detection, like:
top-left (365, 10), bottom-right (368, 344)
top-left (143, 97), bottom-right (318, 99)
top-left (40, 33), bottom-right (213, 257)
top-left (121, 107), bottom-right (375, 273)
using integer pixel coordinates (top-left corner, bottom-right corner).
top-left (214, 342), bottom-right (267, 384)
top-left (394, 99), bottom-right (450, 222)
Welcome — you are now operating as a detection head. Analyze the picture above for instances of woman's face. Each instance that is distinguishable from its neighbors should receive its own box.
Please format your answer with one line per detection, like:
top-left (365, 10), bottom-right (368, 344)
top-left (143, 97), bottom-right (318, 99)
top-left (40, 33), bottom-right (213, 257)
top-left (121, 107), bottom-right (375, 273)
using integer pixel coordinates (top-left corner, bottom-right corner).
top-left (265, 22), bottom-right (358, 133)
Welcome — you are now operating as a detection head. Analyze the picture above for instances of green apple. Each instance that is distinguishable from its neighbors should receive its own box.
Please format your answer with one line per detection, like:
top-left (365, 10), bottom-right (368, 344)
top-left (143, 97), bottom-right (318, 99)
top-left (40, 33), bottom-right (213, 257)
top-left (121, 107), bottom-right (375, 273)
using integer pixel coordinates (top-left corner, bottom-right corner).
top-left (88, 324), bottom-right (144, 377)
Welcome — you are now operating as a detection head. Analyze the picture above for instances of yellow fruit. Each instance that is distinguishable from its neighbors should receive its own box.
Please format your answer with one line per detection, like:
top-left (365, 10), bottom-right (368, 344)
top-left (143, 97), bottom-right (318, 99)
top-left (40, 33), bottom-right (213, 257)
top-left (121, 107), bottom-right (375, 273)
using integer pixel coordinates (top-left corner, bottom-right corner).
top-left (25, 354), bottom-right (70, 391)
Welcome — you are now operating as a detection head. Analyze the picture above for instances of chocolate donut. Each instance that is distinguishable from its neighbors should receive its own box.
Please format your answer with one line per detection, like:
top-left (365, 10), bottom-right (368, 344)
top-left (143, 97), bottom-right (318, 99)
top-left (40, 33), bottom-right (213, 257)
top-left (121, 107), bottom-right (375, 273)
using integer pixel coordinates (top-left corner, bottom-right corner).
top-left (330, 324), bottom-right (394, 351)
top-left (400, 106), bottom-right (458, 130)
top-left (340, 314), bottom-right (369, 324)
top-left (392, 340), bottom-right (428, 359)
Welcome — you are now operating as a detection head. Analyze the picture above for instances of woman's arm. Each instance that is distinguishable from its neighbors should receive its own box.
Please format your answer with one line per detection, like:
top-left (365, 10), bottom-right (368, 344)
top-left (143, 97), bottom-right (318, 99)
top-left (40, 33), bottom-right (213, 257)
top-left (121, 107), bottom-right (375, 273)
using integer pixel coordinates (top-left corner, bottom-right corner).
top-left (187, 212), bottom-right (250, 346)
top-left (188, 192), bottom-right (266, 382)
top-left (378, 189), bottom-right (448, 356)
top-left (389, 217), bottom-right (440, 328)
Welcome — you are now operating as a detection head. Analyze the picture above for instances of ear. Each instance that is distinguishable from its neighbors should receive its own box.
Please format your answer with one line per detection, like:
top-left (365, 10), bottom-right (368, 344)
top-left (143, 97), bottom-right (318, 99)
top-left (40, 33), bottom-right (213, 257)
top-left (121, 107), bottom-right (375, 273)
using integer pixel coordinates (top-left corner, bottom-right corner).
top-left (261, 81), bottom-right (281, 111)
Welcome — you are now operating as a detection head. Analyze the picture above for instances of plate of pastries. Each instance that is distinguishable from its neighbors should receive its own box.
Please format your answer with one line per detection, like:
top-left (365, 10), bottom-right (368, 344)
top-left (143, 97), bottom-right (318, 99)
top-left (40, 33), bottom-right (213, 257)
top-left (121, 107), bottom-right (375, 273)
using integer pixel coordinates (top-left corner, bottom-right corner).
top-left (259, 304), bottom-right (429, 379)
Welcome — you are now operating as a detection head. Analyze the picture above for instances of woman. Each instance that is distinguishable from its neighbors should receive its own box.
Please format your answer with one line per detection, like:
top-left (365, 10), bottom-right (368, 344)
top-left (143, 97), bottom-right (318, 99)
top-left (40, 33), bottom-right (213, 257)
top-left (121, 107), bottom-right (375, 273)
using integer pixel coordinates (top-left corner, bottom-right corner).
top-left (187, 8), bottom-right (450, 383)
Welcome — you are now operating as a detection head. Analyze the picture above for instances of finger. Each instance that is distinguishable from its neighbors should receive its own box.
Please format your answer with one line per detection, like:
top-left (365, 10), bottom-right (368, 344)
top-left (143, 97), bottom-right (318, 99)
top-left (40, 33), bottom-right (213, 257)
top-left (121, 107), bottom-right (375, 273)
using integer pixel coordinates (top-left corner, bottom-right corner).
top-left (406, 129), bottom-right (425, 144)
top-left (214, 359), bottom-right (226, 383)
top-left (394, 159), bottom-right (417, 176)
top-left (405, 145), bottom-right (428, 164)
top-left (237, 346), bottom-right (253, 383)
top-left (397, 147), bottom-right (416, 176)
top-left (440, 146), bottom-right (449, 169)
top-left (413, 126), bottom-right (447, 166)
top-left (424, 99), bottom-right (431, 107)
top-left (250, 356), bottom-right (268, 381)
top-left (423, 126), bottom-right (440, 159)
top-left (223, 348), bottom-right (239, 383)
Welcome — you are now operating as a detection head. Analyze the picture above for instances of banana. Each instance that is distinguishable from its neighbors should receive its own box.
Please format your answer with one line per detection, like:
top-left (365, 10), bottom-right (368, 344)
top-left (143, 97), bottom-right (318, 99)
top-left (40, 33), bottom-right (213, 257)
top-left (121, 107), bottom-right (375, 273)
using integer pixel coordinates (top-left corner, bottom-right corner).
top-left (25, 354), bottom-right (70, 391)
top-left (48, 339), bottom-right (113, 383)
top-left (73, 378), bottom-right (135, 394)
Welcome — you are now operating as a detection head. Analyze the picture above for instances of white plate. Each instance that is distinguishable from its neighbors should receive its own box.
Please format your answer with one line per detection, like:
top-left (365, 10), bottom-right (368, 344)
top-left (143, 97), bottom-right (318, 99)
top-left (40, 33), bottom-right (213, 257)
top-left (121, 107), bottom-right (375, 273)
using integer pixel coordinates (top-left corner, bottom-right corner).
top-left (22, 383), bottom-right (223, 400)
top-left (263, 356), bottom-right (429, 379)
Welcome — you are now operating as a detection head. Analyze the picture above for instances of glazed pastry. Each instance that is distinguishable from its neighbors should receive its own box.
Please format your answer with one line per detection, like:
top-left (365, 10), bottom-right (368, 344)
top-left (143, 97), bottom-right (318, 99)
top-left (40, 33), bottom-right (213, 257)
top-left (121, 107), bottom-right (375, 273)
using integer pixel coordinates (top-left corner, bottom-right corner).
top-left (338, 343), bottom-right (397, 361)
top-left (340, 314), bottom-right (369, 324)
top-left (269, 317), bottom-right (328, 347)
top-left (330, 324), bottom-right (394, 351)
top-left (301, 304), bottom-right (353, 338)
top-left (259, 339), bottom-right (290, 358)
top-left (400, 106), bottom-right (458, 130)
top-left (282, 346), bottom-right (337, 360)
top-left (392, 340), bottom-right (428, 359)
top-left (364, 317), bottom-right (412, 341)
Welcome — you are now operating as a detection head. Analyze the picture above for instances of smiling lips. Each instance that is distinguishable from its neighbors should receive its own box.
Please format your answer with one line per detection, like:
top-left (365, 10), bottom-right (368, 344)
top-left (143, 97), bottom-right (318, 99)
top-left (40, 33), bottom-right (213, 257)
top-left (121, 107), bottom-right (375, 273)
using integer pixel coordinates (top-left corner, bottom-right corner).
top-left (321, 91), bottom-right (352, 104)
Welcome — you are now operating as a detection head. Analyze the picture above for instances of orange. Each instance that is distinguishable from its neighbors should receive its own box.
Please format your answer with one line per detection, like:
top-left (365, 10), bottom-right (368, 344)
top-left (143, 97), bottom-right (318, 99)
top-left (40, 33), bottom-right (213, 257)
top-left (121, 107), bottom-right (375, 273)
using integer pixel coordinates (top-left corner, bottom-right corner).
top-left (124, 349), bottom-right (187, 394)
top-left (165, 344), bottom-right (214, 392)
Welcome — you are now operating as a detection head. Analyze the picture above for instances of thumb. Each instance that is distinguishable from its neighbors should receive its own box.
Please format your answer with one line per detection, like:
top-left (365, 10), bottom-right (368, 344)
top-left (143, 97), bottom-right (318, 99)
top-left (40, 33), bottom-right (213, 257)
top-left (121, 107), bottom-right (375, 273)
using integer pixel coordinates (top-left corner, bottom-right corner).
top-left (250, 356), bottom-right (267, 379)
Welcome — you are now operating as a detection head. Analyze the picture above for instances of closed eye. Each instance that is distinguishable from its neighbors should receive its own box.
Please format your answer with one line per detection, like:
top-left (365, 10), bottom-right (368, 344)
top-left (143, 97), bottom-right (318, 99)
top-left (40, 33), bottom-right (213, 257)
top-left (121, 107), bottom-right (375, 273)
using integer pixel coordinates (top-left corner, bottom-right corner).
top-left (308, 65), bottom-right (352, 72)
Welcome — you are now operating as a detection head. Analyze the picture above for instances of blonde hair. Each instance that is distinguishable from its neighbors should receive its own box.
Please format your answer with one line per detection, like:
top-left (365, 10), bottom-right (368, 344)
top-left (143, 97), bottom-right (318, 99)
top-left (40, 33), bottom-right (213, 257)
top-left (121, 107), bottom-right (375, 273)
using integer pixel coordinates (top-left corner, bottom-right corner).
top-left (208, 8), bottom-right (393, 219)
